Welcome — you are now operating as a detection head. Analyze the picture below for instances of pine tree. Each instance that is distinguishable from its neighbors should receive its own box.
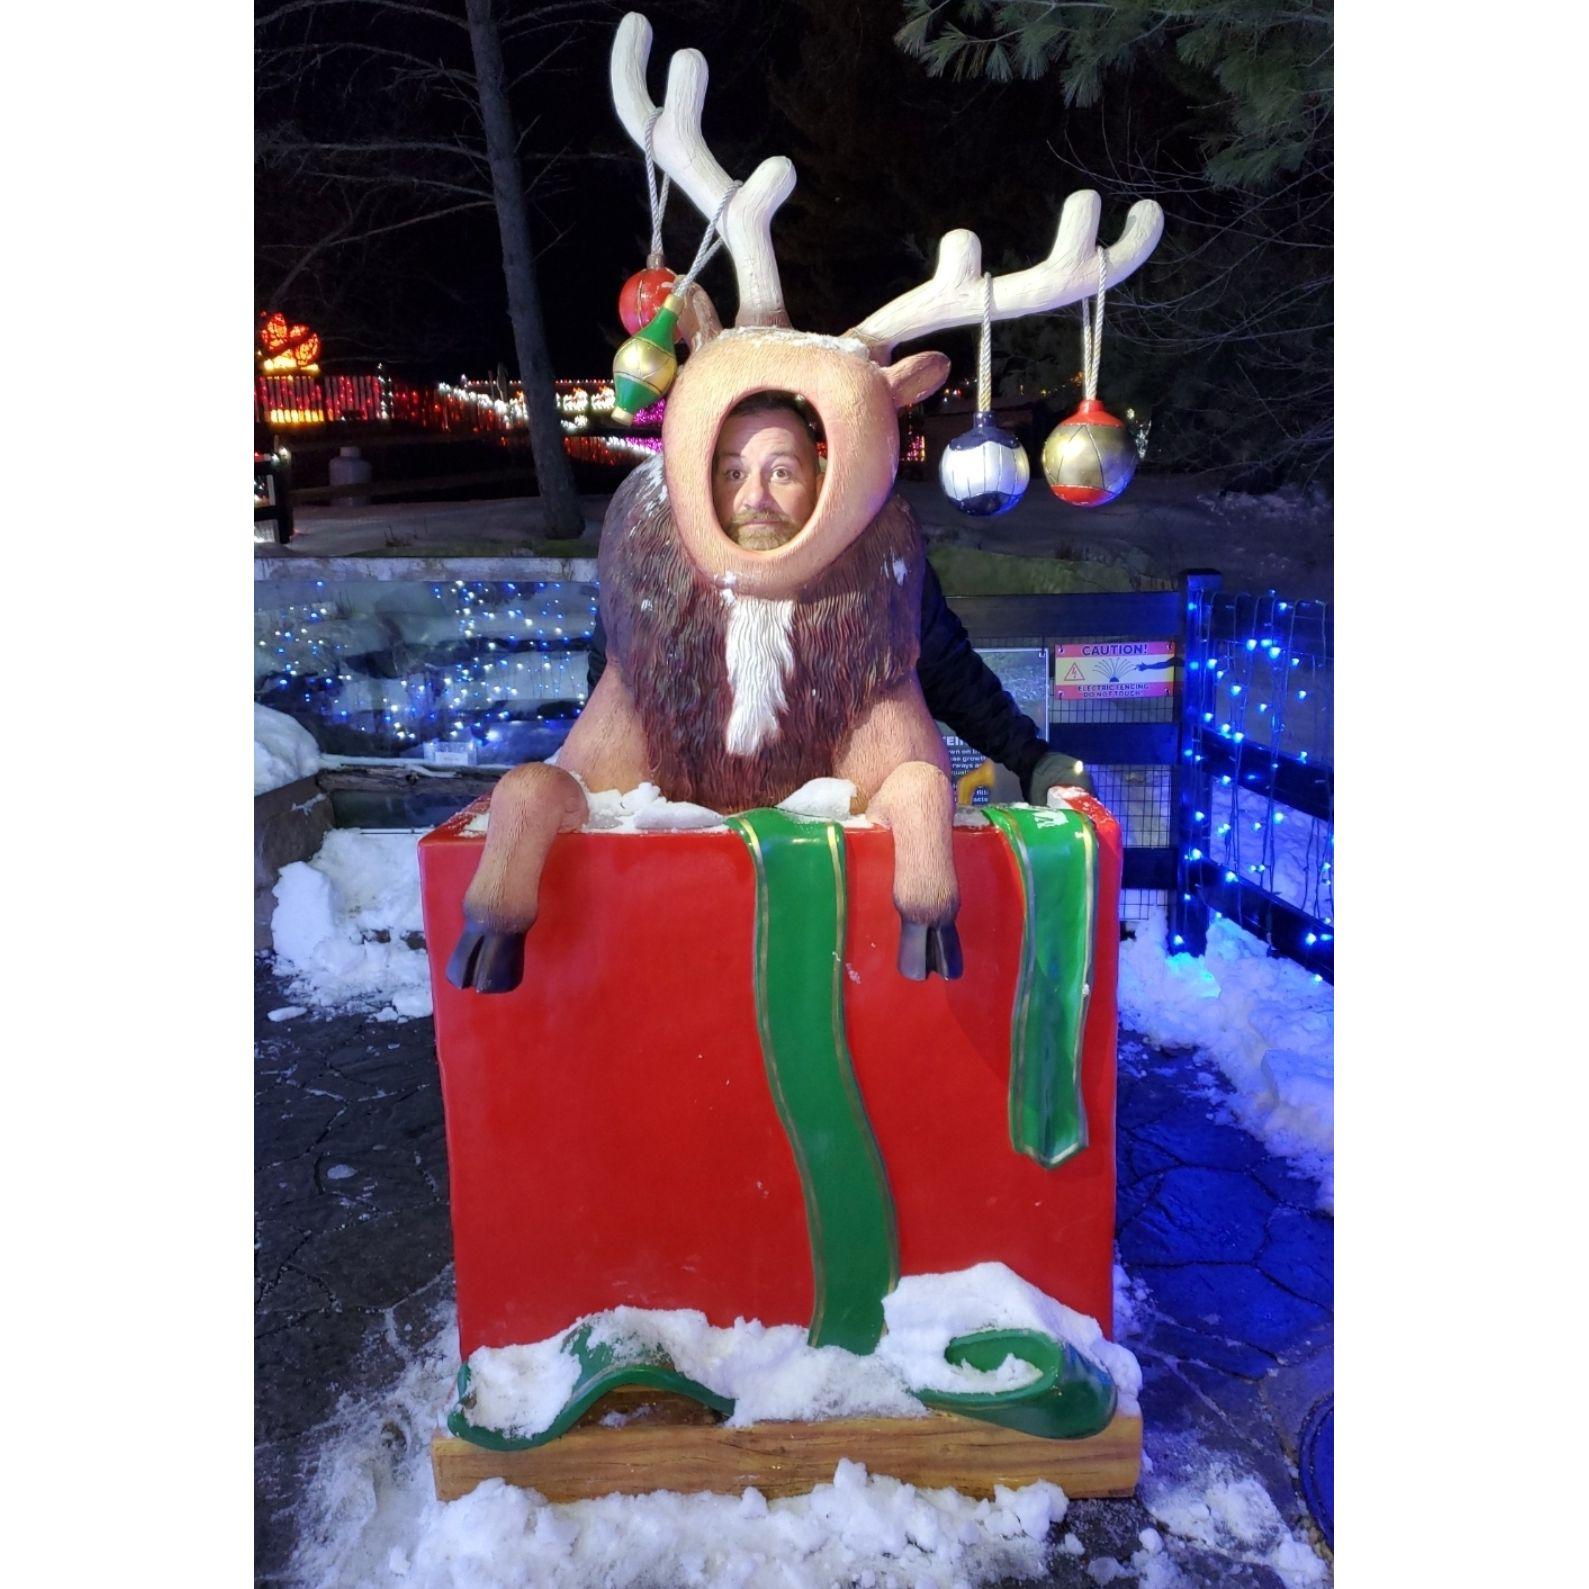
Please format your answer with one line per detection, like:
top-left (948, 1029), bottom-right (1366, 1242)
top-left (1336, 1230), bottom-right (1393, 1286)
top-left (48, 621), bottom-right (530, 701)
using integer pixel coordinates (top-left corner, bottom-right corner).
top-left (896, 1), bottom-right (1333, 485)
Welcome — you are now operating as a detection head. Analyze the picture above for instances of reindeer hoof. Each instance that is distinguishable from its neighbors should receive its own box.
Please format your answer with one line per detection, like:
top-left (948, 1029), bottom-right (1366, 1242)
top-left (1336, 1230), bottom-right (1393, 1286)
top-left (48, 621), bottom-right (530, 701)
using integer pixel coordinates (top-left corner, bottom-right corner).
top-left (446, 924), bottom-right (526, 994)
top-left (897, 919), bottom-right (964, 982)
top-left (898, 921), bottom-right (928, 981)
top-left (928, 922), bottom-right (964, 980)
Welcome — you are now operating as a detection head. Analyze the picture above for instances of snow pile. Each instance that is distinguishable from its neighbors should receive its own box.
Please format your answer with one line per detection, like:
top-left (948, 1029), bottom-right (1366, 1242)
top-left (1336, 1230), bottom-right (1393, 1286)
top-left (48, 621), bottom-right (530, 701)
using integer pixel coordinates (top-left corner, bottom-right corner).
top-left (468, 1263), bottom-right (1138, 1444)
top-left (1143, 1460), bottom-right (1328, 1588)
top-left (1196, 483), bottom-right (1330, 518)
top-left (292, 1301), bottom-right (1074, 1589)
top-left (255, 704), bottom-right (321, 795)
top-left (881, 1264), bottom-right (1141, 1413)
top-left (1119, 917), bottom-right (1333, 1207)
top-left (290, 1295), bottom-right (1323, 1589)
top-left (1111, 1261), bottom-right (1155, 1343)
top-left (1071, 1528), bottom-right (1183, 1589)
top-left (471, 1311), bottom-right (922, 1437)
top-left (582, 781), bottom-right (726, 832)
top-left (271, 830), bottom-right (432, 1022)
top-left (778, 777), bottom-right (858, 820)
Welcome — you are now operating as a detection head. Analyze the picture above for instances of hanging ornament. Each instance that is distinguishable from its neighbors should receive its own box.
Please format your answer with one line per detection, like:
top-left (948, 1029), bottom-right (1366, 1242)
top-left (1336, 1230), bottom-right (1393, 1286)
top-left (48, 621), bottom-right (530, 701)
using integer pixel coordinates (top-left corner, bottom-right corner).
top-left (938, 274), bottom-right (1030, 516)
top-left (1043, 247), bottom-right (1138, 507)
top-left (618, 263), bottom-right (677, 336)
top-left (612, 183), bottom-right (739, 424)
top-left (611, 291), bottom-right (685, 423)
top-left (616, 114), bottom-right (684, 339)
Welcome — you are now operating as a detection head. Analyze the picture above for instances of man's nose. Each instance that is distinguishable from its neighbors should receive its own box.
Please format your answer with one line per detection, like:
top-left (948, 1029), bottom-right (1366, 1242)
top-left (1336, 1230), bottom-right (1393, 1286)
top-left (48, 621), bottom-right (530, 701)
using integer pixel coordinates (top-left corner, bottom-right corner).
top-left (739, 472), bottom-right (776, 514)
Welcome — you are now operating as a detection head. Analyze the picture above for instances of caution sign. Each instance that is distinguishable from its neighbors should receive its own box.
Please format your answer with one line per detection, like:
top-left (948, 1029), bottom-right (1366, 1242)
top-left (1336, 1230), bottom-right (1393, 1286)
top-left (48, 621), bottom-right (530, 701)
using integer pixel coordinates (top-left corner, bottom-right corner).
top-left (1054, 641), bottom-right (1176, 700)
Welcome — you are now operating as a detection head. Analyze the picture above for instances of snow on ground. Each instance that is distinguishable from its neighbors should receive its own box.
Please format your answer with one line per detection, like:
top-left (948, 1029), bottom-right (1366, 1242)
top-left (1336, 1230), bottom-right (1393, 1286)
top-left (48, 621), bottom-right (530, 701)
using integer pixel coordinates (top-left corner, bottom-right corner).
top-left (271, 830), bottom-right (432, 1022)
top-left (290, 1295), bottom-right (1076, 1589)
top-left (256, 704), bottom-right (322, 795)
top-left (288, 1274), bottom-right (1322, 1589)
top-left (1118, 917), bottom-right (1332, 1208)
top-left (1141, 1458), bottom-right (1327, 1588)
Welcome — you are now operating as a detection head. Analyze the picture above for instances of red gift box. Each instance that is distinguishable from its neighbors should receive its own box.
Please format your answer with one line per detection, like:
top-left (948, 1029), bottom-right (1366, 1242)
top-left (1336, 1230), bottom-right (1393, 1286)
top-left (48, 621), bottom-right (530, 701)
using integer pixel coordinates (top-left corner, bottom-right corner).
top-left (420, 798), bottom-right (1122, 1361)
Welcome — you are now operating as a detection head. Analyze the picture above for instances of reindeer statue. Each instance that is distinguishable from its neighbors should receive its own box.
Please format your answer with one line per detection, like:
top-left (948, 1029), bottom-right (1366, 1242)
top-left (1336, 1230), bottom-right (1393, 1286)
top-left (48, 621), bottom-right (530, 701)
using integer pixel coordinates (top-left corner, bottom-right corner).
top-left (446, 11), bottom-right (1163, 996)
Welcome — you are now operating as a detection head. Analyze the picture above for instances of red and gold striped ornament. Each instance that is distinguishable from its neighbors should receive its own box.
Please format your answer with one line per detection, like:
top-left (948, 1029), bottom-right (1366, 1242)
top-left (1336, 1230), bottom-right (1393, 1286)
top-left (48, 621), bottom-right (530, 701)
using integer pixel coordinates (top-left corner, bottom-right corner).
top-left (1042, 245), bottom-right (1138, 507)
top-left (1041, 398), bottom-right (1138, 507)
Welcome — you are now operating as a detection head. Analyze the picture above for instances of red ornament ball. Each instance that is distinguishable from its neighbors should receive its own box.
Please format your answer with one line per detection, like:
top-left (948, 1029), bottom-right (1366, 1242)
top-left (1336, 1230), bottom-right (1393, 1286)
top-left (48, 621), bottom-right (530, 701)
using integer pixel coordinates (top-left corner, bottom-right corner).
top-left (618, 267), bottom-right (680, 337)
top-left (1041, 398), bottom-right (1139, 507)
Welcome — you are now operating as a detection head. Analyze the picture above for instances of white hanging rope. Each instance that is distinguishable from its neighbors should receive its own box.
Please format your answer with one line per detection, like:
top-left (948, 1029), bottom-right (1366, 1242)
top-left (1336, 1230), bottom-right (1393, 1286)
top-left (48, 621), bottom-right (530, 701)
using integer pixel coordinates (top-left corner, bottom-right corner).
top-left (1079, 246), bottom-right (1110, 401)
top-left (642, 111), bottom-right (670, 268)
top-left (977, 272), bottom-right (993, 415)
top-left (671, 183), bottom-right (742, 301)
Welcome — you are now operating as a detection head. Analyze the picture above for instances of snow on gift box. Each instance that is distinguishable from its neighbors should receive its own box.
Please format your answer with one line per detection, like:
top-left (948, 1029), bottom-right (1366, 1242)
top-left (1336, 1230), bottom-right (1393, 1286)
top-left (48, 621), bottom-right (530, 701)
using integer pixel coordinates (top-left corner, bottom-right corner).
top-left (419, 789), bottom-right (1135, 1496)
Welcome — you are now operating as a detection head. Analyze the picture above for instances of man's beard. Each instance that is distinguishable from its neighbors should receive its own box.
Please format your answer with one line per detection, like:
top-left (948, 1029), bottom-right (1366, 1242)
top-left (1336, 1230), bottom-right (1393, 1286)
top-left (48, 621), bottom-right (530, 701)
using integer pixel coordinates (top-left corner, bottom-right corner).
top-left (728, 511), bottom-right (801, 551)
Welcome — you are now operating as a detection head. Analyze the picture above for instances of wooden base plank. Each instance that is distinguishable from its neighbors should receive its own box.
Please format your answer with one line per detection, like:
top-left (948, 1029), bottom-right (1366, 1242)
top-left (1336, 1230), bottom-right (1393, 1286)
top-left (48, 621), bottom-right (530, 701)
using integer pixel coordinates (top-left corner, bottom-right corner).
top-left (432, 1392), bottom-right (1141, 1503)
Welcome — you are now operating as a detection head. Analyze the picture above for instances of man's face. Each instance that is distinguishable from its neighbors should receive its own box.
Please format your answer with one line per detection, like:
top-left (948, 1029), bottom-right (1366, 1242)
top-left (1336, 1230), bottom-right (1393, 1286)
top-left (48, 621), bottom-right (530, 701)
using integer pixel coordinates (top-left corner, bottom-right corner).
top-left (711, 408), bottom-right (820, 551)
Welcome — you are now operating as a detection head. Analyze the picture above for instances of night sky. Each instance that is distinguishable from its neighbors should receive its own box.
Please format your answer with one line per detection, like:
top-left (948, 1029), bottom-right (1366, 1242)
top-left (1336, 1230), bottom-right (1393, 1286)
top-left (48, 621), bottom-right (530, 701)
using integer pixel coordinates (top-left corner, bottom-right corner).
top-left (258, 0), bottom-right (1154, 379)
top-left (256, 0), bottom-right (1331, 480)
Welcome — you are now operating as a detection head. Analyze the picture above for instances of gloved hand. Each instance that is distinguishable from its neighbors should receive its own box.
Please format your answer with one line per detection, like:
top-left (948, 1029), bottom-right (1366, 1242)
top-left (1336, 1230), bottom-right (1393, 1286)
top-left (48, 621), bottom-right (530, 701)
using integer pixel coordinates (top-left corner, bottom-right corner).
top-left (1029, 749), bottom-right (1096, 803)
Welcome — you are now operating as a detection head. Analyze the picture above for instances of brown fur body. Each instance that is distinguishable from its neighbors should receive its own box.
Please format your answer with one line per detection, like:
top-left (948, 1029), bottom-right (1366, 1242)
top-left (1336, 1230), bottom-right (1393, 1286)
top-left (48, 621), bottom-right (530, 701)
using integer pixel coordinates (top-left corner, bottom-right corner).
top-left (597, 458), bottom-right (925, 812)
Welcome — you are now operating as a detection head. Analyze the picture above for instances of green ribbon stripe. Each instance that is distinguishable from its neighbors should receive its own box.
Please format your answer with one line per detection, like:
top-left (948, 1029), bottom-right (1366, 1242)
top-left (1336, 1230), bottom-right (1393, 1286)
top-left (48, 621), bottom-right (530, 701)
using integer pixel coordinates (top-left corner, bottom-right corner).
top-left (448, 1323), bottom-right (734, 1452)
top-left (985, 804), bottom-right (1099, 1168)
top-left (728, 809), bottom-right (899, 1354)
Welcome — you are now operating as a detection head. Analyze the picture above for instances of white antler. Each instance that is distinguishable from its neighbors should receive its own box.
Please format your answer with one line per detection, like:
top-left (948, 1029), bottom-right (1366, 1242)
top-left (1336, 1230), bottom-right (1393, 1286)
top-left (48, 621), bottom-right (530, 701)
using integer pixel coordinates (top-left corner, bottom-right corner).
top-left (847, 192), bottom-right (1165, 361)
top-left (611, 12), bottom-right (796, 329)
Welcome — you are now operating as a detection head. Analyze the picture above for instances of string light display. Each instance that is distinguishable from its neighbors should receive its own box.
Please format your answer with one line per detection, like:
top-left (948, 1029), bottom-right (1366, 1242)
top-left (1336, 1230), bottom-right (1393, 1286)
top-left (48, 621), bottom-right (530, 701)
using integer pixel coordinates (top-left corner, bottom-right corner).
top-left (255, 370), bottom-right (926, 467)
top-left (255, 578), bottom-right (599, 760)
top-left (1180, 588), bottom-right (1334, 967)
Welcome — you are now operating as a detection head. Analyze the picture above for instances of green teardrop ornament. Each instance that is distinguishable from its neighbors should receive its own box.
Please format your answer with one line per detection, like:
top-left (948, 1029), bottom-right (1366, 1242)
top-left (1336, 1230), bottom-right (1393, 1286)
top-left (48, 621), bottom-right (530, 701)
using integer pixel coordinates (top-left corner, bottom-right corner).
top-left (612, 292), bottom-right (682, 424)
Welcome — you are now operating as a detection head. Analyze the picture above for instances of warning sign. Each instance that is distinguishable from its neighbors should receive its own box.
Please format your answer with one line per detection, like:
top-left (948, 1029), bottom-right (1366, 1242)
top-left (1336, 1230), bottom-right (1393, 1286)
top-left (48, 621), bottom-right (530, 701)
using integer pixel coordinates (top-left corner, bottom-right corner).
top-left (1054, 641), bottom-right (1176, 700)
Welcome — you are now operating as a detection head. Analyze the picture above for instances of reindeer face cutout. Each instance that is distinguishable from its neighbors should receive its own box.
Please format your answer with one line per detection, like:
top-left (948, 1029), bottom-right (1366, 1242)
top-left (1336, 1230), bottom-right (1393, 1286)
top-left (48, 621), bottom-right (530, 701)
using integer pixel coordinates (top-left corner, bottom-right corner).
top-left (662, 331), bottom-right (950, 600)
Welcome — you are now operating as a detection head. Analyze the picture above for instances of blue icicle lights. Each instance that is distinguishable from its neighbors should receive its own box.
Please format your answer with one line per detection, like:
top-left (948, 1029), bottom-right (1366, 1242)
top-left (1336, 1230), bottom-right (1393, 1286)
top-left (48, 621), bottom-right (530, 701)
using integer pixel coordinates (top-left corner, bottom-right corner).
top-left (939, 411), bottom-right (1031, 517)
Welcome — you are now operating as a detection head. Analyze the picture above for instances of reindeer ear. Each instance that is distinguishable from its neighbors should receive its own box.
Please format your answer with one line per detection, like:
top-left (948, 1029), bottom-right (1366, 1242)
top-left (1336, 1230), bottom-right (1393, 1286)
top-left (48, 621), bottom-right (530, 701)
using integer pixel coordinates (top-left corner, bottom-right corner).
top-left (881, 351), bottom-right (950, 411)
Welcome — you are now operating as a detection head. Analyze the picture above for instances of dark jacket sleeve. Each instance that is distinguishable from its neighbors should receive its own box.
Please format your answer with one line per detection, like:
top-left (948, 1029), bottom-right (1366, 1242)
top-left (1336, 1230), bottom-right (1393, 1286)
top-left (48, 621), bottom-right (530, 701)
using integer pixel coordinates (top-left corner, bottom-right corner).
top-left (914, 561), bottom-right (1050, 796)
top-left (586, 610), bottom-right (608, 695)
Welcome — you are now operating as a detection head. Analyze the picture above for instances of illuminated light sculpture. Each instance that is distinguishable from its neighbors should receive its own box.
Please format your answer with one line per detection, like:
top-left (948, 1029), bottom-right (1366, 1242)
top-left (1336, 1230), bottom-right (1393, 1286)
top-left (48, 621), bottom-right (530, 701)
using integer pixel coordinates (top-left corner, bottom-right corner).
top-left (258, 310), bottom-right (322, 374)
top-left (426, 8), bottom-right (1165, 1505)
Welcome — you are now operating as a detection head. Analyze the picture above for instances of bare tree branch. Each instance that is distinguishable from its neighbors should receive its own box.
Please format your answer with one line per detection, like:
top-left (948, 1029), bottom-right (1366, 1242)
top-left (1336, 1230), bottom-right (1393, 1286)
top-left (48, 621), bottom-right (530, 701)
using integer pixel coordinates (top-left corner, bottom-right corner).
top-left (256, 0), bottom-right (468, 32)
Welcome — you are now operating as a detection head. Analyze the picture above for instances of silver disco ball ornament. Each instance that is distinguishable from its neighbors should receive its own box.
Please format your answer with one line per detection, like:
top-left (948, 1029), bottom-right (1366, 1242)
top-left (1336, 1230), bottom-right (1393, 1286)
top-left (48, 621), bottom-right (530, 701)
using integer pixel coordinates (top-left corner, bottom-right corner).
top-left (938, 412), bottom-right (1031, 517)
top-left (1041, 399), bottom-right (1138, 507)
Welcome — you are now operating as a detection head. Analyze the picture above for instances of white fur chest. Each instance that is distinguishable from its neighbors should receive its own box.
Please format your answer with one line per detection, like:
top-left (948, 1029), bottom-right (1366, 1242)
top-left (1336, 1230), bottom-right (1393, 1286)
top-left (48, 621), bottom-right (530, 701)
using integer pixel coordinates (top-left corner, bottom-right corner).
top-left (721, 591), bottom-right (795, 756)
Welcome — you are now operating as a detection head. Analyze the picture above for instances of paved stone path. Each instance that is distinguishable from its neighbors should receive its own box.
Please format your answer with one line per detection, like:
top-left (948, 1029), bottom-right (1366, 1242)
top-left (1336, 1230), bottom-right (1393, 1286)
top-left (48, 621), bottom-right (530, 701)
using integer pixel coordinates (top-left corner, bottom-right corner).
top-left (255, 963), bottom-right (1331, 1585)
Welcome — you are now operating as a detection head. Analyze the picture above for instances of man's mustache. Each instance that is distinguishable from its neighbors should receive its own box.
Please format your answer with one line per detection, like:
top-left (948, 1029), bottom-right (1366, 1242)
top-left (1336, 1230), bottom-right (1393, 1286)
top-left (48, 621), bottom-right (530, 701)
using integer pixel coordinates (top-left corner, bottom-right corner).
top-left (730, 509), bottom-right (798, 530)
